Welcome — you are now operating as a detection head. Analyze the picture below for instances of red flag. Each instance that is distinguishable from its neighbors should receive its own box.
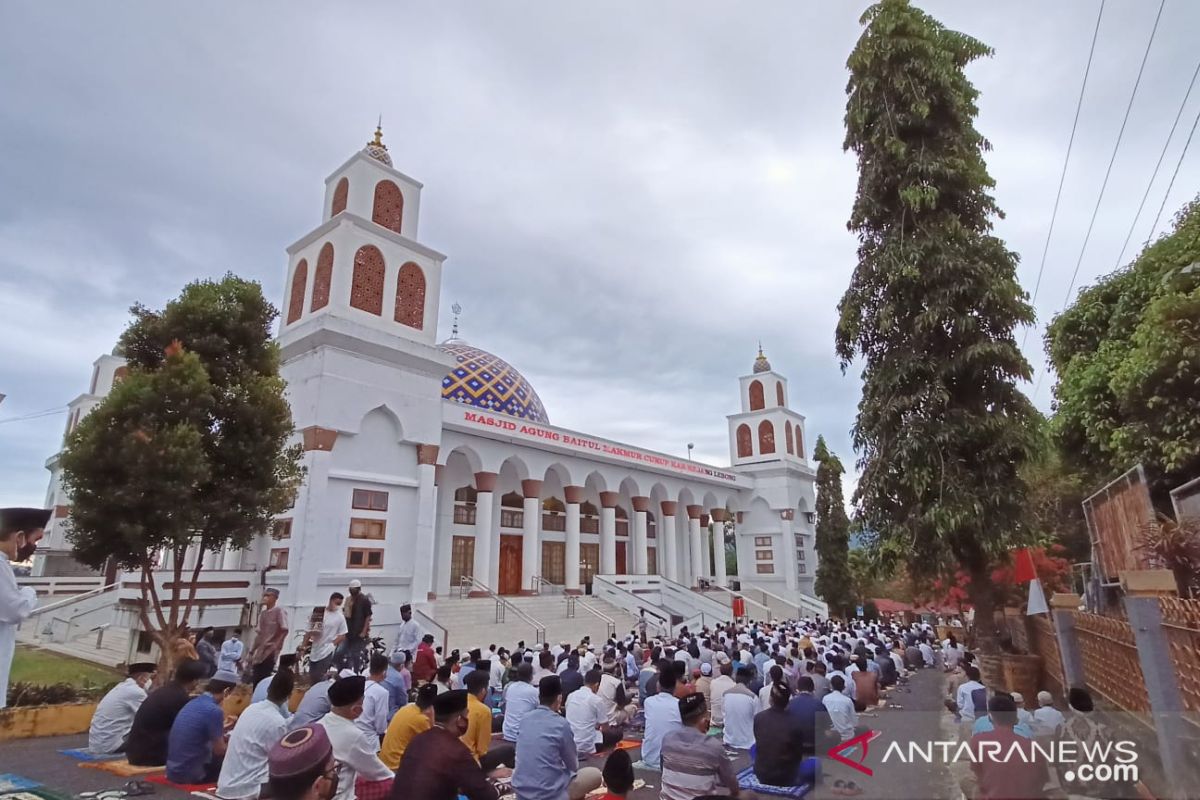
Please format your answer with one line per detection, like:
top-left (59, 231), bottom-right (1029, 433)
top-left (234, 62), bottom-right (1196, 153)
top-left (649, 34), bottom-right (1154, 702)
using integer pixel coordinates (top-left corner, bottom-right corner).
top-left (1013, 548), bottom-right (1037, 583)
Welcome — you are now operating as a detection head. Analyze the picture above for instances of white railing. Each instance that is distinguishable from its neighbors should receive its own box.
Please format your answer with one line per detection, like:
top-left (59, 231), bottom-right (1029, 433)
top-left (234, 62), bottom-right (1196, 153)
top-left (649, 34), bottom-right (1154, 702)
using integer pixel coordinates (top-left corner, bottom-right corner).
top-left (565, 595), bottom-right (617, 640)
top-left (411, 608), bottom-right (448, 657)
top-left (529, 575), bottom-right (562, 595)
top-left (18, 575), bottom-right (107, 599)
top-left (458, 576), bottom-right (546, 644)
top-left (591, 575), bottom-right (670, 637)
top-left (699, 582), bottom-right (772, 621)
top-left (743, 584), bottom-right (828, 620)
top-left (656, 576), bottom-right (734, 624)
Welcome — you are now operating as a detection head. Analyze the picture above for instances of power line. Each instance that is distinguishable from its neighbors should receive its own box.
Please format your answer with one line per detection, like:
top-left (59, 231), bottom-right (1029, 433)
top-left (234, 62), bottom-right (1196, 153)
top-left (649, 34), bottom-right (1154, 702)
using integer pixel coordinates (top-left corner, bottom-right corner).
top-left (1021, 0), bottom-right (1106, 352)
top-left (1060, 0), bottom-right (1166, 308)
top-left (1145, 89), bottom-right (1200, 243)
top-left (0, 406), bottom-right (66, 426)
top-left (1114, 56), bottom-right (1200, 268)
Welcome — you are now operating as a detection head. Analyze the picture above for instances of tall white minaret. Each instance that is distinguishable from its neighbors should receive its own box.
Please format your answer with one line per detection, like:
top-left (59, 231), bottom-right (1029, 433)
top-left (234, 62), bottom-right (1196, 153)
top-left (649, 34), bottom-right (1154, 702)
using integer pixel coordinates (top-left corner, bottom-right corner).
top-left (726, 345), bottom-right (808, 466)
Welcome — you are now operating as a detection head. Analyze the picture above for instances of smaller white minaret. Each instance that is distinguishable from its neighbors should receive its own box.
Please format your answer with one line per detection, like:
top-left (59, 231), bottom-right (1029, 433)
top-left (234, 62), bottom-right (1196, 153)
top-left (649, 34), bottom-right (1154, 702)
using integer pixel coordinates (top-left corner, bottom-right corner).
top-left (726, 345), bottom-right (808, 465)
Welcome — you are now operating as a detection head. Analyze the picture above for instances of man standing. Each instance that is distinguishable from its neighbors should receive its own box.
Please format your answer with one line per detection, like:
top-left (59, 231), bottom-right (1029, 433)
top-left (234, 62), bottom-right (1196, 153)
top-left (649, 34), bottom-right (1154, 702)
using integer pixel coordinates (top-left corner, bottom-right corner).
top-left (250, 588), bottom-right (289, 685)
top-left (660, 694), bottom-right (739, 800)
top-left (512, 676), bottom-right (602, 800)
top-left (305, 593), bottom-right (347, 681)
top-left (0, 507), bottom-right (48, 709)
top-left (394, 604), bottom-right (421, 661)
top-left (88, 661), bottom-right (156, 754)
top-left (339, 580), bottom-right (372, 671)
top-left (217, 670), bottom-right (294, 800)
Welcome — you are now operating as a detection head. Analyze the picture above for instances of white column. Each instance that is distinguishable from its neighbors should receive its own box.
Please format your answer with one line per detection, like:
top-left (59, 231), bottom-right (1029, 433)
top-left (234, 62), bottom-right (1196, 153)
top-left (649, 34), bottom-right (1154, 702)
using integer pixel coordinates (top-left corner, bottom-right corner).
top-left (700, 515), bottom-right (712, 579)
top-left (521, 479), bottom-right (542, 594)
top-left (599, 492), bottom-right (618, 575)
top-left (687, 506), bottom-right (703, 588)
top-left (565, 501), bottom-right (581, 593)
top-left (660, 502), bottom-right (678, 582)
top-left (633, 507), bottom-right (649, 575)
top-left (713, 512), bottom-right (729, 588)
top-left (470, 471), bottom-right (498, 595)
top-left (780, 511), bottom-right (798, 593)
top-left (410, 445), bottom-right (439, 602)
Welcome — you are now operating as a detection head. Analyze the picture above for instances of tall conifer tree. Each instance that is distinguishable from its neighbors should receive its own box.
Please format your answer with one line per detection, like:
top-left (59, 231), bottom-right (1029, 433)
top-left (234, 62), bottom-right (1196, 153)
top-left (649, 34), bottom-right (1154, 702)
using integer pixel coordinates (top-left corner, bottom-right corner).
top-left (813, 436), bottom-right (854, 618)
top-left (836, 0), bottom-right (1037, 650)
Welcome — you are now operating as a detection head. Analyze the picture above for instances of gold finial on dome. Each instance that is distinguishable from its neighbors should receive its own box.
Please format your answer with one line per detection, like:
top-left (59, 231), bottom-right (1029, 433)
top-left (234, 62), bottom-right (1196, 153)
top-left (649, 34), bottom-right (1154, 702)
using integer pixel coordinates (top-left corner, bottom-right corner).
top-left (753, 341), bottom-right (772, 373)
top-left (363, 116), bottom-right (393, 166)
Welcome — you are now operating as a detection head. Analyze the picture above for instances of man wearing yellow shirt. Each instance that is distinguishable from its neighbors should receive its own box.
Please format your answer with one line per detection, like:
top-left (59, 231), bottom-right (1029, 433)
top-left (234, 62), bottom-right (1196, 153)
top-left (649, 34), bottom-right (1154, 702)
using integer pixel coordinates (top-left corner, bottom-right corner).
top-left (380, 684), bottom-right (436, 769)
top-left (463, 667), bottom-right (514, 771)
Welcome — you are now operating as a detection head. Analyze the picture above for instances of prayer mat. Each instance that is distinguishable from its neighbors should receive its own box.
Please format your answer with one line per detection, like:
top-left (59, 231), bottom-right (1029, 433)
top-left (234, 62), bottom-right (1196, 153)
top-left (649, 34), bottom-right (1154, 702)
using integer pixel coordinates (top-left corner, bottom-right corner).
top-left (613, 740), bottom-right (641, 751)
top-left (58, 749), bottom-right (123, 762)
top-left (735, 767), bottom-right (812, 798)
top-left (583, 779), bottom-right (645, 797)
top-left (145, 775), bottom-right (215, 793)
top-left (79, 761), bottom-right (164, 778)
top-left (0, 778), bottom-right (40, 794)
top-left (2, 789), bottom-right (73, 800)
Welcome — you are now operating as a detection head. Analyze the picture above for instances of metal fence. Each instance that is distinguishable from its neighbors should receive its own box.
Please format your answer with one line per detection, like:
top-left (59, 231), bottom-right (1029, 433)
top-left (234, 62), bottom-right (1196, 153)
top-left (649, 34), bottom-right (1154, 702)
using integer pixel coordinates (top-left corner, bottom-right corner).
top-left (1158, 596), bottom-right (1200, 716)
top-left (1071, 609), bottom-right (1151, 714)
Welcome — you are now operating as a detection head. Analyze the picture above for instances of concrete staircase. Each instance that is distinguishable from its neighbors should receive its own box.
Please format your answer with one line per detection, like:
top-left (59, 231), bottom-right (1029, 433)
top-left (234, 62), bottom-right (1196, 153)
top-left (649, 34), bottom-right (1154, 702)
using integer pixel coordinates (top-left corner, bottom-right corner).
top-left (430, 594), bottom-right (641, 654)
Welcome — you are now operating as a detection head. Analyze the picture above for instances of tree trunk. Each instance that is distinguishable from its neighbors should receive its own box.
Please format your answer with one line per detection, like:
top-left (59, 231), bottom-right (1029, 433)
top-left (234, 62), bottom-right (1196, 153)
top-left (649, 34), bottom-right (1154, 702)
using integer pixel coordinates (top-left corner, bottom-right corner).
top-left (967, 565), bottom-right (998, 655)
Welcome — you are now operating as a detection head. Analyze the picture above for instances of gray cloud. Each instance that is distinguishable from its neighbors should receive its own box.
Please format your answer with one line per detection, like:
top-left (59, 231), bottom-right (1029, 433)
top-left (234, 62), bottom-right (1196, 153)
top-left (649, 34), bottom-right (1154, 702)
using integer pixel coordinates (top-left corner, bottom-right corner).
top-left (2, 1), bottom-right (1198, 510)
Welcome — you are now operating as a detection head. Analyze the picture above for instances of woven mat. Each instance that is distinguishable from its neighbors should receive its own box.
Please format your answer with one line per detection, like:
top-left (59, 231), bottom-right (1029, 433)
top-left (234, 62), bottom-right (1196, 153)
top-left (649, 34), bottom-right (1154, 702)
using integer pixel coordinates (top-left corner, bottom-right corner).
top-left (79, 761), bottom-right (164, 778)
top-left (145, 775), bottom-right (216, 793)
top-left (735, 766), bottom-right (812, 798)
top-left (0, 778), bottom-right (41, 794)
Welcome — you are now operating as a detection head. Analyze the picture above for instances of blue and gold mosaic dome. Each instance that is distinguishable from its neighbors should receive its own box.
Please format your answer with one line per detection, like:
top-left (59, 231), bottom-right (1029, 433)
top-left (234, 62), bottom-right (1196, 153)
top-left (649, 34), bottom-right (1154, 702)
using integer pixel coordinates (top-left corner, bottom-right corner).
top-left (439, 340), bottom-right (550, 424)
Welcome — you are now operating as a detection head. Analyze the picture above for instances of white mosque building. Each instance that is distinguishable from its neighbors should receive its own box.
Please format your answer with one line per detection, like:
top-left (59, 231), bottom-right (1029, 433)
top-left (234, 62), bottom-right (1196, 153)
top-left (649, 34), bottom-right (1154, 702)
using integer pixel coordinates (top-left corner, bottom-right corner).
top-left (35, 130), bottom-right (826, 653)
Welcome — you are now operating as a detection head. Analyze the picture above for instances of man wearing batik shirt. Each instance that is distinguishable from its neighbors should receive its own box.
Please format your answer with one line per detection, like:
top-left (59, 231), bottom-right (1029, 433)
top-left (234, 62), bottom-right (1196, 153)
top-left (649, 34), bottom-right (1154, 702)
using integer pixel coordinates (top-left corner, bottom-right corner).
top-left (660, 693), bottom-right (739, 800)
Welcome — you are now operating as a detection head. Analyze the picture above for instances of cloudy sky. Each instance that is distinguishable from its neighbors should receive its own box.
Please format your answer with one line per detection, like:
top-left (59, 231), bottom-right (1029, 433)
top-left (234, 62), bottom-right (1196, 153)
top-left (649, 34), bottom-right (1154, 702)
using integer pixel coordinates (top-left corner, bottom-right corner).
top-left (2, 1), bottom-right (1199, 508)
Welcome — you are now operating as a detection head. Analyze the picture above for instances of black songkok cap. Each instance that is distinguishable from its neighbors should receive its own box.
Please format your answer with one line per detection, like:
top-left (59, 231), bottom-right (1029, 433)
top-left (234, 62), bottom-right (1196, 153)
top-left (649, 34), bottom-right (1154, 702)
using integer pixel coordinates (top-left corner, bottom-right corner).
top-left (678, 692), bottom-right (707, 719)
top-left (128, 662), bottom-right (158, 676)
top-left (327, 675), bottom-right (366, 706)
top-left (432, 689), bottom-right (469, 716)
top-left (0, 507), bottom-right (52, 535)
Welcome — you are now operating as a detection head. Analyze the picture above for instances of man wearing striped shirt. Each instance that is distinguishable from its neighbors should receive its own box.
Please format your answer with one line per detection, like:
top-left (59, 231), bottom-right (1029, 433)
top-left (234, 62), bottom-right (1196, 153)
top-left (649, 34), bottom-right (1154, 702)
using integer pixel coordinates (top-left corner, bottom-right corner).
top-left (659, 693), bottom-right (740, 800)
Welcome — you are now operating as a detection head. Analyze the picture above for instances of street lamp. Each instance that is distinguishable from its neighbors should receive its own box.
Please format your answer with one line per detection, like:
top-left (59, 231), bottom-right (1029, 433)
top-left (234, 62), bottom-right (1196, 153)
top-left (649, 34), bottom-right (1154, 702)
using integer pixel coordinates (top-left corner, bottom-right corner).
top-left (687, 443), bottom-right (694, 460)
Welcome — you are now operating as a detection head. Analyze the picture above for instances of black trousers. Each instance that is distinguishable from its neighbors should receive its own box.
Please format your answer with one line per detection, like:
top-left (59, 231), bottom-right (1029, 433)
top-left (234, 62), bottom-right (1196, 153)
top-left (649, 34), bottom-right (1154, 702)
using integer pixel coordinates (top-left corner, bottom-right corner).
top-left (481, 744), bottom-right (515, 771)
top-left (252, 655), bottom-right (276, 685)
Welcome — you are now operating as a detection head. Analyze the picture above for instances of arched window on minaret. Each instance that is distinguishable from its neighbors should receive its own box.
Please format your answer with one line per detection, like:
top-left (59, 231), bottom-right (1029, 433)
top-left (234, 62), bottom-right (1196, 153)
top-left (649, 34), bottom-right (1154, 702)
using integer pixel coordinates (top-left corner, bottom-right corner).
top-left (776, 381), bottom-right (785, 407)
top-left (394, 261), bottom-right (426, 330)
top-left (331, 178), bottom-right (349, 216)
top-left (785, 421), bottom-right (794, 455)
top-left (372, 180), bottom-right (404, 234)
top-left (796, 428), bottom-right (805, 459)
top-left (287, 259), bottom-right (308, 324)
top-left (736, 424), bottom-right (753, 458)
top-left (758, 420), bottom-right (776, 455)
top-left (350, 245), bottom-right (385, 315)
top-left (312, 243), bottom-right (334, 311)
top-left (749, 380), bottom-right (765, 411)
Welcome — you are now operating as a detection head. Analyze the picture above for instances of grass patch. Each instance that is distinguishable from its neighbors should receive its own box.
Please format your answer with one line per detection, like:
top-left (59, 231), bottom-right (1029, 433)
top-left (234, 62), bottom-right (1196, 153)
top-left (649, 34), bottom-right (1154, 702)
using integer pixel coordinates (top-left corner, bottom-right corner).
top-left (11, 645), bottom-right (121, 689)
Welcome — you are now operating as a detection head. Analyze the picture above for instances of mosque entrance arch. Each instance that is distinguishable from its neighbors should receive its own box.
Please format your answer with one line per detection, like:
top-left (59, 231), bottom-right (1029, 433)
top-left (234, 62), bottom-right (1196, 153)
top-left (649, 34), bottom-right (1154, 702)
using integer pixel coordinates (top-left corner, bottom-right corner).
top-left (498, 534), bottom-right (523, 595)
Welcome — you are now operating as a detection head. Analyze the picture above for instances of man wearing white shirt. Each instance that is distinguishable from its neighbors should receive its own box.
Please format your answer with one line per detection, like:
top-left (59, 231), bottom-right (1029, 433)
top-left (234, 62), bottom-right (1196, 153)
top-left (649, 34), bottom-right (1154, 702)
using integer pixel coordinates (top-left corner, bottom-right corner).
top-left (565, 671), bottom-right (615, 756)
top-left (0, 508), bottom-right (47, 709)
top-left (955, 665), bottom-right (987, 741)
top-left (356, 653), bottom-right (391, 741)
top-left (393, 604), bottom-right (421, 660)
top-left (89, 662), bottom-right (156, 754)
top-left (708, 659), bottom-right (736, 729)
top-left (822, 675), bottom-right (858, 742)
top-left (721, 667), bottom-right (758, 750)
top-left (217, 671), bottom-right (293, 800)
top-left (317, 676), bottom-right (393, 800)
top-left (828, 659), bottom-right (857, 703)
top-left (304, 593), bottom-right (348, 682)
top-left (1031, 690), bottom-right (1065, 737)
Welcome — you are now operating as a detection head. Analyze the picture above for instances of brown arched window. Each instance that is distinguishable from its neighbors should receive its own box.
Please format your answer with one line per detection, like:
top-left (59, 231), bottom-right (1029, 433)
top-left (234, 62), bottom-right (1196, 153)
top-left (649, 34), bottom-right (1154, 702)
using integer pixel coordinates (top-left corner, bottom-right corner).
top-left (795, 427), bottom-right (805, 460)
top-left (350, 245), bottom-right (385, 315)
top-left (312, 243), bottom-right (334, 311)
top-left (394, 261), bottom-right (426, 329)
top-left (331, 177), bottom-right (349, 216)
top-left (785, 421), bottom-right (794, 455)
top-left (113, 366), bottom-right (129, 383)
top-left (736, 423), bottom-right (753, 458)
top-left (758, 420), bottom-right (776, 455)
top-left (749, 380), bottom-right (765, 411)
top-left (286, 259), bottom-right (307, 324)
top-left (776, 381), bottom-right (785, 407)
top-left (372, 180), bottom-right (403, 234)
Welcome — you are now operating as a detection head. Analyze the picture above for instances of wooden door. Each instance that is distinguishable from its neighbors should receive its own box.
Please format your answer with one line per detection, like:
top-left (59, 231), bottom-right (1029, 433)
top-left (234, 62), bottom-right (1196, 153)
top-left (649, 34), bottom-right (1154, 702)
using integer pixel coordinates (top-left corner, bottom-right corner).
top-left (615, 541), bottom-right (627, 575)
top-left (498, 535), bottom-right (523, 595)
top-left (647, 546), bottom-right (657, 576)
top-left (580, 543), bottom-right (600, 591)
top-left (541, 541), bottom-right (566, 585)
top-left (450, 535), bottom-right (475, 588)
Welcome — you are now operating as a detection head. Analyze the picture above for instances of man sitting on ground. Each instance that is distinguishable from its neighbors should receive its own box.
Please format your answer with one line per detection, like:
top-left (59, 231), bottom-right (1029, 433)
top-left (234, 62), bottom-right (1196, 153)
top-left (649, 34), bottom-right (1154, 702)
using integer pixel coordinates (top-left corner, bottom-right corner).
top-left (566, 668), bottom-right (622, 758)
top-left (127, 659), bottom-right (208, 766)
top-left (166, 669), bottom-right (239, 784)
top-left (317, 676), bottom-right (393, 800)
top-left (290, 669), bottom-right (336, 730)
top-left (512, 676), bottom-right (603, 800)
top-left (357, 653), bottom-right (391, 742)
top-left (218, 669), bottom-right (294, 800)
top-left (380, 683), bottom-right (437, 770)
top-left (88, 661), bottom-right (156, 754)
top-left (392, 689), bottom-right (509, 800)
top-left (721, 666), bottom-right (759, 751)
top-left (639, 663), bottom-right (682, 770)
top-left (501, 662), bottom-right (540, 743)
top-left (265, 725), bottom-right (339, 800)
top-left (660, 693), bottom-right (739, 800)
top-left (971, 694), bottom-right (1048, 800)
top-left (463, 670), bottom-right (514, 771)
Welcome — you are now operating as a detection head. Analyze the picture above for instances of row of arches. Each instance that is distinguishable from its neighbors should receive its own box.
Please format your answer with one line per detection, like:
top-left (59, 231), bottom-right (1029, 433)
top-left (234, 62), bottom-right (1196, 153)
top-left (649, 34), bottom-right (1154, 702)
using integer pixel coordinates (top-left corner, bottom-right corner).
top-left (329, 176), bottom-right (405, 235)
top-left (735, 419), bottom-right (804, 459)
top-left (748, 378), bottom-right (786, 411)
top-left (285, 242), bottom-right (426, 329)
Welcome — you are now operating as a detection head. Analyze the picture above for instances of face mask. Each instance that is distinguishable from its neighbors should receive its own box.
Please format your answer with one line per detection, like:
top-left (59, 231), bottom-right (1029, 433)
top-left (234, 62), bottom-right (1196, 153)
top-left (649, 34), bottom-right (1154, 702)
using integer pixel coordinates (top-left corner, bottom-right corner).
top-left (16, 537), bottom-right (38, 562)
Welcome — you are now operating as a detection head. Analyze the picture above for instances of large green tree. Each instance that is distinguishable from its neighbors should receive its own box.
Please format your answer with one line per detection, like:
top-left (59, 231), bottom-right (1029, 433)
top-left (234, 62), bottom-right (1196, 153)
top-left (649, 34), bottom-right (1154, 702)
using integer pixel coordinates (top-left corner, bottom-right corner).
top-left (813, 436), bottom-right (854, 618)
top-left (836, 0), bottom-right (1038, 651)
top-left (61, 275), bottom-right (304, 667)
top-left (1046, 198), bottom-right (1200, 507)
